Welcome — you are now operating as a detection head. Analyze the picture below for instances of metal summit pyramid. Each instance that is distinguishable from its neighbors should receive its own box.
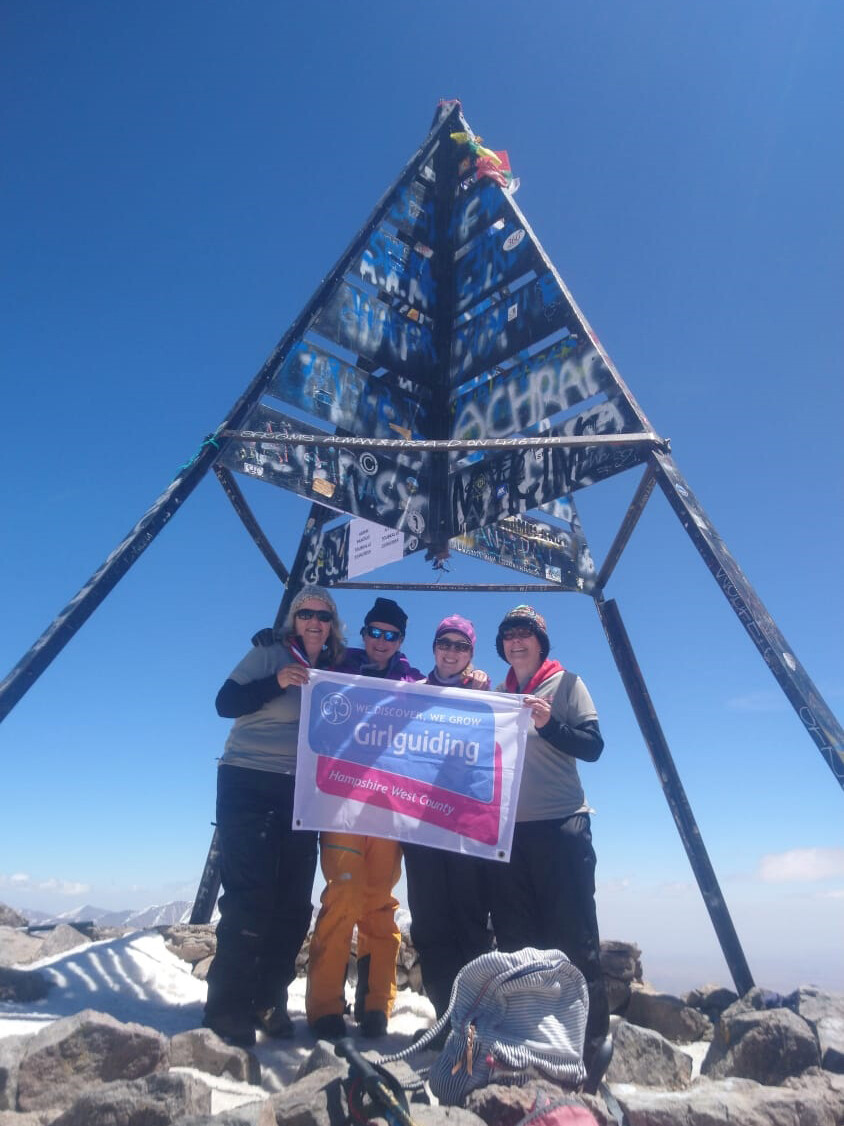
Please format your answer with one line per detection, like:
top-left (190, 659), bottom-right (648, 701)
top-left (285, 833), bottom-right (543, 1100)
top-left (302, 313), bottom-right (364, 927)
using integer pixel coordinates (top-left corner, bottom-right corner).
top-left (1, 101), bottom-right (840, 991)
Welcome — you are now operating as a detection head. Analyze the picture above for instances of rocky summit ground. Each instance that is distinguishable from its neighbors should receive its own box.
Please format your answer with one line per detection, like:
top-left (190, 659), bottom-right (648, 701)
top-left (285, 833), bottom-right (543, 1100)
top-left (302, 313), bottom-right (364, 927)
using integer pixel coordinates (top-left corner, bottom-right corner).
top-left (0, 907), bottom-right (842, 1125)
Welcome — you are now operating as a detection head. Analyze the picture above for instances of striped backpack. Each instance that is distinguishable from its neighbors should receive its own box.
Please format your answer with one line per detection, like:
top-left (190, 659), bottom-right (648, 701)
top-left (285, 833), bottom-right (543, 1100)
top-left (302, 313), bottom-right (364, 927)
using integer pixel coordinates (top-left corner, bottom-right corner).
top-left (409, 947), bottom-right (588, 1105)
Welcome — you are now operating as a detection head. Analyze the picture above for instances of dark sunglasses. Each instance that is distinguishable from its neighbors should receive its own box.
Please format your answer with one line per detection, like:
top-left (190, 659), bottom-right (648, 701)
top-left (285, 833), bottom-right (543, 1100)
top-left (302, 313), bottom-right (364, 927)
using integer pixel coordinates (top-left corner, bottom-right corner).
top-left (364, 625), bottom-right (402, 642)
top-left (435, 637), bottom-right (472, 653)
top-left (296, 608), bottom-right (333, 622)
top-left (501, 626), bottom-right (535, 641)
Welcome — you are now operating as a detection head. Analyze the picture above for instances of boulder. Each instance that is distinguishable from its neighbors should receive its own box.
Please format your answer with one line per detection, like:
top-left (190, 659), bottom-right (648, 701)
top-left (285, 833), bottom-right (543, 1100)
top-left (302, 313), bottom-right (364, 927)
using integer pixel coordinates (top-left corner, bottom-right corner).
top-left (0, 1112), bottom-right (42, 1126)
top-left (600, 940), bottom-right (642, 1014)
top-left (703, 1005), bottom-right (820, 1085)
top-left (269, 1065), bottom-right (346, 1126)
top-left (0, 927), bottom-right (44, 967)
top-left (0, 904), bottom-right (28, 928)
top-left (625, 987), bottom-right (712, 1043)
top-left (16, 1008), bottom-right (169, 1112)
top-left (606, 1019), bottom-right (692, 1089)
top-left (615, 1073), bottom-right (843, 1126)
top-left (784, 987), bottom-right (844, 1073)
top-left (37, 924), bottom-right (91, 959)
top-left (0, 965), bottom-right (51, 1003)
top-left (466, 1081), bottom-right (582, 1126)
top-left (685, 982), bottom-right (738, 1023)
top-left (49, 1070), bottom-right (213, 1126)
top-left (192, 954), bottom-right (213, 981)
top-left (295, 1043), bottom-right (347, 1083)
top-left (178, 1102), bottom-right (277, 1126)
top-left (158, 924), bottom-right (217, 967)
top-left (0, 1034), bottom-right (27, 1112)
top-left (170, 1027), bottom-right (261, 1085)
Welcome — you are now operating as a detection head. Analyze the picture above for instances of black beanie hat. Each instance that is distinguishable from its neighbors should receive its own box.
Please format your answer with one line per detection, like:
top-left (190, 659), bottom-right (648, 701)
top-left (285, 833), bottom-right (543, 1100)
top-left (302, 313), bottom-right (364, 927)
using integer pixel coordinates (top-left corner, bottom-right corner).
top-left (495, 604), bottom-right (550, 661)
top-left (364, 597), bottom-right (408, 636)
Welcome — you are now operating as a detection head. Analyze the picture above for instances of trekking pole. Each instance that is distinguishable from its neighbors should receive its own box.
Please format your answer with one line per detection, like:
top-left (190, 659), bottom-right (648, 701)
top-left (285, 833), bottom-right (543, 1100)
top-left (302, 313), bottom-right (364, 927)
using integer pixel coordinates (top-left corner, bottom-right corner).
top-left (335, 1037), bottom-right (419, 1126)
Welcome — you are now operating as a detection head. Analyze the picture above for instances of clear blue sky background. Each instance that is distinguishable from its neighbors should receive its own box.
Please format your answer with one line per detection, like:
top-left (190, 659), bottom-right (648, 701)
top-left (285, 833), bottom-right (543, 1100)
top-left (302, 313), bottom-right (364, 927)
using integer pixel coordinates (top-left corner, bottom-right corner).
top-left (1, 1), bottom-right (842, 994)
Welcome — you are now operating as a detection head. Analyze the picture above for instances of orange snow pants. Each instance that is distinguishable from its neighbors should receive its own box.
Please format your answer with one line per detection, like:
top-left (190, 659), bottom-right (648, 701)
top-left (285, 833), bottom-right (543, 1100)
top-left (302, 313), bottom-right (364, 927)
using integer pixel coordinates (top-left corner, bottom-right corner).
top-left (305, 832), bottom-right (402, 1022)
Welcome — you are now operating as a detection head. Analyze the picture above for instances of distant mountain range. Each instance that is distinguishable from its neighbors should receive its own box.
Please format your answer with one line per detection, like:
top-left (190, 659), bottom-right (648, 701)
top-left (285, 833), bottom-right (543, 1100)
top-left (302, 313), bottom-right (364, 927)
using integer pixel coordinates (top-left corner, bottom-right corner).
top-left (19, 901), bottom-right (194, 929)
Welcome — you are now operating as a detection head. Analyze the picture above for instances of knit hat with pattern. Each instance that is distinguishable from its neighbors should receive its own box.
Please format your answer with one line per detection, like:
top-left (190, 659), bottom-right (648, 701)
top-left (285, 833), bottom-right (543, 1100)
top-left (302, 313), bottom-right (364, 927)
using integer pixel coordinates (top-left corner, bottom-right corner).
top-left (495, 604), bottom-right (550, 661)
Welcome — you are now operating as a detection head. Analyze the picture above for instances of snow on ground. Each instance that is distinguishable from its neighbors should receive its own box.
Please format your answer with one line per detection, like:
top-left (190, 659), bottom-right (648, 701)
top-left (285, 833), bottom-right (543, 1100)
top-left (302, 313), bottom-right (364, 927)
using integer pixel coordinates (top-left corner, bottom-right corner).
top-left (1, 929), bottom-right (440, 1108)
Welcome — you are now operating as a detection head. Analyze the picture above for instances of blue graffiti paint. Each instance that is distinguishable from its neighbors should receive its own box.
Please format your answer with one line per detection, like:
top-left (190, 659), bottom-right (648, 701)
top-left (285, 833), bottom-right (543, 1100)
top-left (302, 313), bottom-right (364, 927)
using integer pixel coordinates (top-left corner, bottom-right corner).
top-left (388, 181), bottom-right (435, 242)
top-left (450, 181), bottom-right (507, 247)
top-left (315, 282), bottom-right (437, 380)
top-left (454, 220), bottom-right (539, 313)
top-left (270, 341), bottom-right (430, 439)
top-left (357, 228), bottom-right (436, 311)
top-left (450, 273), bottom-right (572, 386)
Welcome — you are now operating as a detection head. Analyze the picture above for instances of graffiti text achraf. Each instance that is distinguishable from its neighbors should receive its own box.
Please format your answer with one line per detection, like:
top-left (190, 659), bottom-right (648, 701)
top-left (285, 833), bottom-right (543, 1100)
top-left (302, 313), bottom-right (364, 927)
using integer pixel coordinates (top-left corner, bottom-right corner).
top-left (270, 341), bottom-right (430, 440)
top-left (450, 337), bottom-right (614, 443)
top-left (316, 283), bottom-right (437, 379)
top-left (450, 273), bottom-right (572, 386)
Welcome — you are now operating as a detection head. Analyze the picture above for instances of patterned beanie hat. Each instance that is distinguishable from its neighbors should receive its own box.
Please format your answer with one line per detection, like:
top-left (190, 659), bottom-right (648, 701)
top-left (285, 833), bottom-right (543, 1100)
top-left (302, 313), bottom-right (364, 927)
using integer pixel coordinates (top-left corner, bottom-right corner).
top-left (495, 604), bottom-right (550, 661)
top-left (433, 614), bottom-right (476, 649)
top-left (289, 585), bottom-right (338, 620)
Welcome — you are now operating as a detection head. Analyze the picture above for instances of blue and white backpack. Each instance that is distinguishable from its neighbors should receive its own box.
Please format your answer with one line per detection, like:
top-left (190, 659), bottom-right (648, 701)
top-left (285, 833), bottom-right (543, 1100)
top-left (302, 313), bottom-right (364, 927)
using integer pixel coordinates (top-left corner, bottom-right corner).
top-left (384, 947), bottom-right (588, 1105)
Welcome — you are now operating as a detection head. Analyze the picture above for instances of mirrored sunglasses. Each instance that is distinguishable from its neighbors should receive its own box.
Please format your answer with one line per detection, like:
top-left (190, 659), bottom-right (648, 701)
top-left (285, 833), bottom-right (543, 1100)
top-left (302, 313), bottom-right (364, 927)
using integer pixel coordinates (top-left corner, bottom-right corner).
top-left (364, 625), bottom-right (401, 642)
top-left (502, 626), bottom-right (535, 641)
top-left (296, 608), bottom-right (333, 622)
top-left (435, 637), bottom-right (472, 653)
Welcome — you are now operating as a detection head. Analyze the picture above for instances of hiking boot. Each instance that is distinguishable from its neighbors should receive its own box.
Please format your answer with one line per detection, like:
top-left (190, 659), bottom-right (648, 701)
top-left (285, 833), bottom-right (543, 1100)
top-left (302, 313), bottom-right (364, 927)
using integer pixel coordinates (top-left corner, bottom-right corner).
top-left (359, 1010), bottom-right (388, 1038)
top-left (310, 1013), bottom-right (348, 1041)
top-left (202, 1010), bottom-right (256, 1048)
top-left (256, 1006), bottom-right (294, 1039)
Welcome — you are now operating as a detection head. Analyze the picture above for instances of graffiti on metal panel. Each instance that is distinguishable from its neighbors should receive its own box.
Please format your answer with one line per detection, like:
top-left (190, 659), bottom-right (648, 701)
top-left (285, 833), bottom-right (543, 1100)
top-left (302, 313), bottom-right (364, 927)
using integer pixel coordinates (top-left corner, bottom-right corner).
top-left (454, 218), bottom-right (539, 314)
top-left (300, 520), bottom-right (422, 587)
top-left (387, 180), bottom-right (434, 242)
top-left (315, 282), bottom-right (437, 380)
top-left (450, 273), bottom-right (572, 386)
top-left (356, 229), bottom-right (436, 312)
top-left (451, 511), bottom-right (595, 592)
top-left (449, 396), bottom-right (645, 535)
top-left (450, 180), bottom-right (507, 247)
top-left (450, 337), bottom-right (614, 443)
top-left (269, 341), bottom-right (430, 440)
top-left (220, 405), bottom-right (431, 534)
top-left (300, 522), bottom-right (350, 587)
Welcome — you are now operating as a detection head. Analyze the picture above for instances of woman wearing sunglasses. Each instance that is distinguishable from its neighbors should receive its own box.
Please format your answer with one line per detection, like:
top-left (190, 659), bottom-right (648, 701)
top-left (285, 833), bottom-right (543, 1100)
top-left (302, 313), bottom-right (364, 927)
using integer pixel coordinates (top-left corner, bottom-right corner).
top-left (491, 604), bottom-right (610, 1080)
top-left (203, 586), bottom-right (345, 1047)
top-left (402, 615), bottom-right (495, 1027)
top-left (306, 597), bottom-right (424, 1041)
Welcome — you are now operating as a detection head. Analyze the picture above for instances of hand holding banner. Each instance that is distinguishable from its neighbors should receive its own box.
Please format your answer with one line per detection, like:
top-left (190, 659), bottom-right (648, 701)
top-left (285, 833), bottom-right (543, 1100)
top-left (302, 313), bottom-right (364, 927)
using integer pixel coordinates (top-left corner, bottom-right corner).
top-left (293, 670), bottom-right (530, 860)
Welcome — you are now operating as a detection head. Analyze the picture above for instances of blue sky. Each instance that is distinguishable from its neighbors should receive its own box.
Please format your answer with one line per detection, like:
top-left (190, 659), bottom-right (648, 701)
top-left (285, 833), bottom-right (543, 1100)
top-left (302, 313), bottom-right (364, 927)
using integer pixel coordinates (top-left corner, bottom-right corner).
top-left (1, 1), bottom-right (842, 994)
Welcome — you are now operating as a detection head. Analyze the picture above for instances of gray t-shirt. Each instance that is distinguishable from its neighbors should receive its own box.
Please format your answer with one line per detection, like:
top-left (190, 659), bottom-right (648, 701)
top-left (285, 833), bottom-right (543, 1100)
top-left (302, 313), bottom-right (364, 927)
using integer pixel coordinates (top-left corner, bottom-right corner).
top-left (220, 643), bottom-right (303, 775)
top-left (497, 669), bottom-right (598, 821)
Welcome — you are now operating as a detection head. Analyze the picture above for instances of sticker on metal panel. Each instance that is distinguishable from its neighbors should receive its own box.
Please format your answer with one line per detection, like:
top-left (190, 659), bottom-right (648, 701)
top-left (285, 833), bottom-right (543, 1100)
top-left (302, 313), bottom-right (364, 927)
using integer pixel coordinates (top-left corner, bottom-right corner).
top-left (502, 229), bottom-right (525, 252)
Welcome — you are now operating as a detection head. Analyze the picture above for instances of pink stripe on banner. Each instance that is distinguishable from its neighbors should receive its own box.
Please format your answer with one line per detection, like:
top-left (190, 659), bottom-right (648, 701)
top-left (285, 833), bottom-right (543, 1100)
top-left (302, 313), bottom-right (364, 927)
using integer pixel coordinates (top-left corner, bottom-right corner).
top-left (315, 745), bottom-right (504, 846)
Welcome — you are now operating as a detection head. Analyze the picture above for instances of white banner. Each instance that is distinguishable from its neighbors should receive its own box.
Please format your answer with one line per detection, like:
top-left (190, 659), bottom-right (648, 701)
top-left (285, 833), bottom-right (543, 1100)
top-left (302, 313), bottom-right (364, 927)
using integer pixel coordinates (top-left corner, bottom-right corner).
top-left (293, 670), bottom-right (530, 861)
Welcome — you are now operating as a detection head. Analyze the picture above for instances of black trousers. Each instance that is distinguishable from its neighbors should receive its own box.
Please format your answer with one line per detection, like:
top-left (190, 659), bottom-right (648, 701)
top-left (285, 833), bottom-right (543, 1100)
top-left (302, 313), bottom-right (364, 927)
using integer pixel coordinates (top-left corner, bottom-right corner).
top-left (487, 814), bottom-right (609, 1049)
top-left (205, 765), bottom-right (318, 1020)
top-left (403, 842), bottom-right (495, 1017)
